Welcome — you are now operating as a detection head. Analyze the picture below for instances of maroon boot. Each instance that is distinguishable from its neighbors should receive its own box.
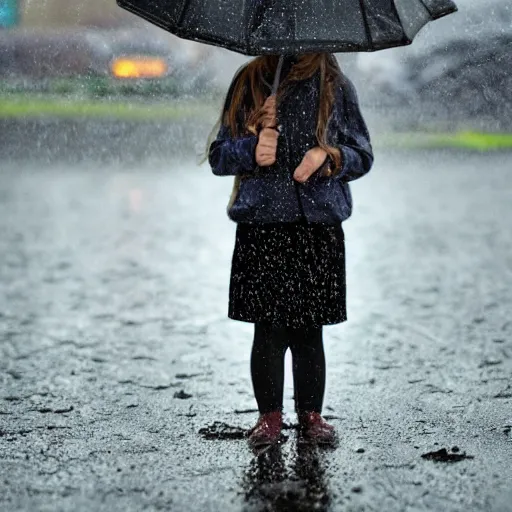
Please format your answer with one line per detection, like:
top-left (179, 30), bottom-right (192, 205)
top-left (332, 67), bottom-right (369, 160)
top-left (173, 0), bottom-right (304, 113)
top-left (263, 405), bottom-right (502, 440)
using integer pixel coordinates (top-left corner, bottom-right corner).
top-left (247, 411), bottom-right (283, 448)
top-left (298, 412), bottom-right (337, 445)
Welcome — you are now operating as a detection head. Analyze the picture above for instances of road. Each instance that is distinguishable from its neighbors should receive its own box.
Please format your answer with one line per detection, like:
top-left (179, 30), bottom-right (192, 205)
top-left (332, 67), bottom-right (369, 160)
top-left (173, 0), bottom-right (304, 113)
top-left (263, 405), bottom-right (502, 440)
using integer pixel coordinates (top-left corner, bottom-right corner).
top-left (1, 149), bottom-right (511, 511)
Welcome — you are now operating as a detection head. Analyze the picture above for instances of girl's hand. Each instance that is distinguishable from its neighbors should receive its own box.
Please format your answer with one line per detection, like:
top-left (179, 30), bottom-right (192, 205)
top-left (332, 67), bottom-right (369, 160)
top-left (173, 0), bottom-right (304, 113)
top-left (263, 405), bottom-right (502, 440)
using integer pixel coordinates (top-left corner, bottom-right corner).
top-left (261, 95), bottom-right (277, 129)
top-left (256, 127), bottom-right (279, 167)
top-left (293, 147), bottom-right (328, 183)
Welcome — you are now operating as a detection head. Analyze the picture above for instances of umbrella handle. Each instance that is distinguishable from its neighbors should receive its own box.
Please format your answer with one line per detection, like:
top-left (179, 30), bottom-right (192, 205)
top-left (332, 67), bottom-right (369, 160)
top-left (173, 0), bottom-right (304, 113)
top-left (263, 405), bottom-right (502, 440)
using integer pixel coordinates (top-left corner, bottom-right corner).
top-left (271, 55), bottom-right (284, 95)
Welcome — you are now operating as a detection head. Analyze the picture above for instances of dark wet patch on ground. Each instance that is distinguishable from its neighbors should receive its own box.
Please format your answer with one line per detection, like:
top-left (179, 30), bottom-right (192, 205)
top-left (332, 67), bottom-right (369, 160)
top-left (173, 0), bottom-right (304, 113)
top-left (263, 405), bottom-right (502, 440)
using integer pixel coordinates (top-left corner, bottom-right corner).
top-left (198, 422), bottom-right (247, 440)
top-left (197, 422), bottom-right (290, 444)
top-left (478, 359), bottom-right (503, 368)
top-left (5, 369), bottom-right (22, 379)
top-left (175, 373), bottom-right (204, 379)
top-left (131, 355), bottom-right (157, 361)
top-left (173, 390), bottom-right (193, 399)
top-left (36, 405), bottom-right (74, 414)
top-left (421, 447), bottom-right (474, 463)
top-left (494, 385), bottom-right (512, 399)
top-left (142, 382), bottom-right (180, 390)
top-left (177, 405), bottom-right (197, 418)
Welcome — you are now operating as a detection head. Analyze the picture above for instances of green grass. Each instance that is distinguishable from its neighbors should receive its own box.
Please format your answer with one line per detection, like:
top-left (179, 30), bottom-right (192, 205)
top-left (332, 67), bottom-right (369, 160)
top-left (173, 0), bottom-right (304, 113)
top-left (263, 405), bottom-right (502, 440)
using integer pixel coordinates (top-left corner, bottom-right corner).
top-left (1, 94), bottom-right (511, 151)
top-left (0, 94), bottom-right (218, 121)
top-left (376, 131), bottom-right (512, 151)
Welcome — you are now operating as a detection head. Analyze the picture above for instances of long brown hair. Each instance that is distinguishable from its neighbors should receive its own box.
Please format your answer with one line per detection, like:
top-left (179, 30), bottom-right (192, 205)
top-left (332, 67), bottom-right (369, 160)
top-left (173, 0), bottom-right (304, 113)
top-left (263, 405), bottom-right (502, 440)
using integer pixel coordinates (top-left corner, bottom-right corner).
top-left (204, 53), bottom-right (343, 174)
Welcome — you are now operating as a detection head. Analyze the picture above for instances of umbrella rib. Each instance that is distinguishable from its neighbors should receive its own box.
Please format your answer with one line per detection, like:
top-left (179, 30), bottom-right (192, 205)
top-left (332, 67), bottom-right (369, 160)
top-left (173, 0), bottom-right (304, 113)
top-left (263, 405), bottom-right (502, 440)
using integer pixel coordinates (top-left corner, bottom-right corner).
top-left (389, 1), bottom-right (413, 44)
top-left (175, 0), bottom-right (189, 30)
top-left (417, 0), bottom-right (434, 18)
top-left (357, 0), bottom-right (374, 49)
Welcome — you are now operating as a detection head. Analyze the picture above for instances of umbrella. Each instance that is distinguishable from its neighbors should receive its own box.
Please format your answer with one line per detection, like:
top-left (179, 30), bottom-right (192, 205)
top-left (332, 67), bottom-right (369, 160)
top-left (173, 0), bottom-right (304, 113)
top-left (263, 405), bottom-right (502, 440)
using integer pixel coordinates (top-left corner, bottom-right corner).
top-left (117, 0), bottom-right (458, 57)
top-left (116, 0), bottom-right (457, 219)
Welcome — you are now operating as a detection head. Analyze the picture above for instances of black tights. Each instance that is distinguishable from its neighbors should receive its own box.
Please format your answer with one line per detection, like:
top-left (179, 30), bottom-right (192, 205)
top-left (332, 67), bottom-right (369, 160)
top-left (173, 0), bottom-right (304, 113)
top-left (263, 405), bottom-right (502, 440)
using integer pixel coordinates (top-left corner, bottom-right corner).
top-left (250, 322), bottom-right (326, 414)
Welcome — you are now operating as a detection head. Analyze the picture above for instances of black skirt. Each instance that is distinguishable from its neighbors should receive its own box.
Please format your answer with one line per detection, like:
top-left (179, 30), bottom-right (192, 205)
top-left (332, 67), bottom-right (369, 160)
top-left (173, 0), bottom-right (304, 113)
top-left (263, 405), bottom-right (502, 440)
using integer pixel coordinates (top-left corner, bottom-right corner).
top-left (229, 220), bottom-right (347, 327)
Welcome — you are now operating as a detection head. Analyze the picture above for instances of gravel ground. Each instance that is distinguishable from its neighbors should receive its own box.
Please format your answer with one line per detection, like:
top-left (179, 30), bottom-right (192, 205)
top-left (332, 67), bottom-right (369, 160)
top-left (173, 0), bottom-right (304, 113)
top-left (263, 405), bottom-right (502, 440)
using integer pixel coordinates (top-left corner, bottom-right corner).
top-left (1, 149), bottom-right (511, 512)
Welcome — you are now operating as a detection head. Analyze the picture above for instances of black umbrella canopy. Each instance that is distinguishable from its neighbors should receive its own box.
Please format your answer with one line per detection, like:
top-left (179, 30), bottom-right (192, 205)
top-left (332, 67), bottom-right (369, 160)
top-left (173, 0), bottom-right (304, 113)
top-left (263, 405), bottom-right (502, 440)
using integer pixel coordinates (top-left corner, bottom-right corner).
top-left (117, 0), bottom-right (458, 56)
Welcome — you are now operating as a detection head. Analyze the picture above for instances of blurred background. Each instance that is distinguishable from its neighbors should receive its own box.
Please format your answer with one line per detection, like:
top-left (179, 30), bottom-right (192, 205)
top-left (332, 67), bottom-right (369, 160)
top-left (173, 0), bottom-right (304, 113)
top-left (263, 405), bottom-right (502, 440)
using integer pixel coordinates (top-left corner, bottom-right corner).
top-left (0, 0), bottom-right (511, 162)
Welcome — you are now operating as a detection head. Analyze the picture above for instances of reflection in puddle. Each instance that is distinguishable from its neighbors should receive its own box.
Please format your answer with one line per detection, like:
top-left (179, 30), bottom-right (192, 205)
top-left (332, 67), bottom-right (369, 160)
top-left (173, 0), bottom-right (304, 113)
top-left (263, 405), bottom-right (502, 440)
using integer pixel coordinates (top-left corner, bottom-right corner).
top-left (242, 443), bottom-right (330, 511)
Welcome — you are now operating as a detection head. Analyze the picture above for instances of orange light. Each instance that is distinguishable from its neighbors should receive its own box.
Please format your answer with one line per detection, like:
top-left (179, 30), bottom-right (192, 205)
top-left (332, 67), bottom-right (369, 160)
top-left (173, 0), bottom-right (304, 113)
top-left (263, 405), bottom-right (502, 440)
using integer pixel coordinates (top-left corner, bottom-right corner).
top-left (111, 57), bottom-right (167, 79)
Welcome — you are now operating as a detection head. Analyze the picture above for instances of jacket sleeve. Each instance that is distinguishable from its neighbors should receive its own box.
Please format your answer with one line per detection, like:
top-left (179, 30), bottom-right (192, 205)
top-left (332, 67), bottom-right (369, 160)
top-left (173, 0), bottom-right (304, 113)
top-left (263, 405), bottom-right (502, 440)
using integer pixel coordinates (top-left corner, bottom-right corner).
top-left (208, 70), bottom-right (259, 177)
top-left (327, 77), bottom-right (374, 182)
top-left (209, 125), bottom-right (259, 177)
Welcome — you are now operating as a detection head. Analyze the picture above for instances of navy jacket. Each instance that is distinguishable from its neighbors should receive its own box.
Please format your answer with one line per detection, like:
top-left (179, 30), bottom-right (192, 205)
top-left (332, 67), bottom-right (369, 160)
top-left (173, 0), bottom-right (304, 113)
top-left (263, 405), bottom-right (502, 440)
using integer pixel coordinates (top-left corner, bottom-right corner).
top-left (208, 55), bottom-right (374, 225)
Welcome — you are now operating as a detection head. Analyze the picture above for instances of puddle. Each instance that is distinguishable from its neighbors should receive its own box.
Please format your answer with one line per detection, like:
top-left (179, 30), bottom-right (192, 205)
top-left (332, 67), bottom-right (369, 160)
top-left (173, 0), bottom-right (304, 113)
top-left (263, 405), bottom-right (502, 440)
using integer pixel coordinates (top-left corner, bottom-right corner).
top-left (199, 422), bottom-right (247, 440)
top-left (174, 390), bottom-right (193, 399)
top-left (421, 447), bottom-right (474, 463)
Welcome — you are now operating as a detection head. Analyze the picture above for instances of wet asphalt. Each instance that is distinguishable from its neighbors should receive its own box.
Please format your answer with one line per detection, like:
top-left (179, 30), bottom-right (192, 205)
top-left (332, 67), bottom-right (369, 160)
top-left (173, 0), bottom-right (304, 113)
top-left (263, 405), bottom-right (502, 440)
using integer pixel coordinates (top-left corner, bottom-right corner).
top-left (1, 149), bottom-right (511, 512)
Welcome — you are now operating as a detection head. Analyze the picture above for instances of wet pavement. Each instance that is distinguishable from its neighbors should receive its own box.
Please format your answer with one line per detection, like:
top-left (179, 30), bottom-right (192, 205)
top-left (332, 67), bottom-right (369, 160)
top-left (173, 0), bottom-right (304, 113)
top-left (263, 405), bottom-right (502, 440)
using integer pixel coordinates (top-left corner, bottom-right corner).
top-left (1, 149), bottom-right (512, 511)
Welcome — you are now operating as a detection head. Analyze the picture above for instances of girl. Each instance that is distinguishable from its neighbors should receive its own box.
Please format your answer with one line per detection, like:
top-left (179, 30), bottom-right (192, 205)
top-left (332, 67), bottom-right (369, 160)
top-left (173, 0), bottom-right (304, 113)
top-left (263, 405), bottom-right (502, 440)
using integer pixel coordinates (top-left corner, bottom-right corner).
top-left (208, 53), bottom-right (373, 447)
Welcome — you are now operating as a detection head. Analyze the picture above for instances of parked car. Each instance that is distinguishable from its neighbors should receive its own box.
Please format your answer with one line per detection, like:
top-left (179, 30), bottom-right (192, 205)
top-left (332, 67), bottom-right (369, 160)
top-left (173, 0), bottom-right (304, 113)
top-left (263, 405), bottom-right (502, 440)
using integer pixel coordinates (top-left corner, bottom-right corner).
top-left (0, 27), bottom-right (215, 96)
top-left (353, 0), bottom-right (512, 130)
